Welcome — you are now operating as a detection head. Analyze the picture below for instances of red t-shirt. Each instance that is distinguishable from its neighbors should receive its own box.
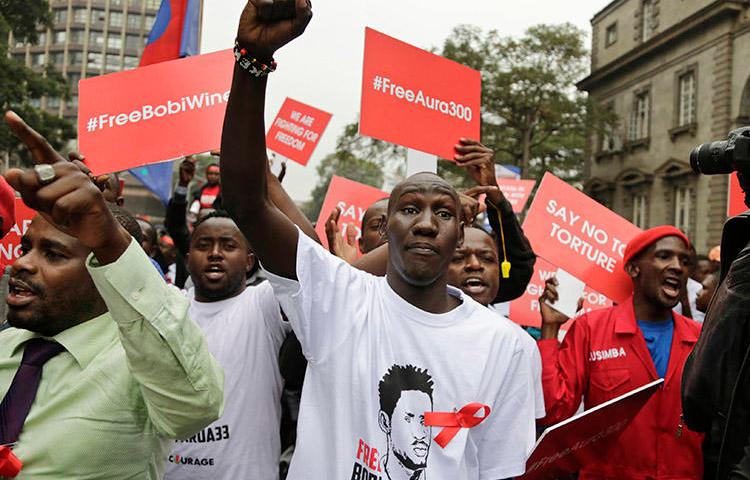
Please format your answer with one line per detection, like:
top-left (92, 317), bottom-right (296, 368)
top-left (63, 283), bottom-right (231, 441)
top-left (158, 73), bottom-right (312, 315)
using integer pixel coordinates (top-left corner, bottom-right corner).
top-left (199, 185), bottom-right (220, 210)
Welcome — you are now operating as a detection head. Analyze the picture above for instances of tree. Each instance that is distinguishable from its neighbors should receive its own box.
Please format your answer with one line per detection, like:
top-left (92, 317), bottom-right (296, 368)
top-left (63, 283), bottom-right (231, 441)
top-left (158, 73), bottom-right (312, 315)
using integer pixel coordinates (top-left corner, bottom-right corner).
top-left (303, 148), bottom-right (384, 221)
top-left (0, 0), bottom-right (74, 166)
top-left (439, 23), bottom-right (615, 181)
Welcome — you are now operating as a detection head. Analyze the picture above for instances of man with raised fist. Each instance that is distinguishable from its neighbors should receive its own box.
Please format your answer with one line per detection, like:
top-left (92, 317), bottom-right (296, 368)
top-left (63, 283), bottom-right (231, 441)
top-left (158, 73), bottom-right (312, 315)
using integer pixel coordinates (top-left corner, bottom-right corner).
top-left (220, 1), bottom-right (536, 479)
top-left (0, 112), bottom-right (224, 479)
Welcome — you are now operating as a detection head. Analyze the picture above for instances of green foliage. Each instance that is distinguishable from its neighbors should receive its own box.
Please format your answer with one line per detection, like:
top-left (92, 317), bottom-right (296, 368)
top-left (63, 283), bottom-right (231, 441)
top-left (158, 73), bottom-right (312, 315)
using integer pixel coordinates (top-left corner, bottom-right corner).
top-left (0, 0), bottom-right (74, 166)
top-left (439, 23), bottom-right (616, 181)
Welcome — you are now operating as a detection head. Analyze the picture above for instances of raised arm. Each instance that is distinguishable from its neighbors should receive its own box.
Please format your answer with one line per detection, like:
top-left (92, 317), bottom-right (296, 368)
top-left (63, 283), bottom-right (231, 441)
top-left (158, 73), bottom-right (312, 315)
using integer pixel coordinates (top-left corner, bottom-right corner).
top-left (455, 138), bottom-right (536, 302)
top-left (220, 0), bottom-right (312, 279)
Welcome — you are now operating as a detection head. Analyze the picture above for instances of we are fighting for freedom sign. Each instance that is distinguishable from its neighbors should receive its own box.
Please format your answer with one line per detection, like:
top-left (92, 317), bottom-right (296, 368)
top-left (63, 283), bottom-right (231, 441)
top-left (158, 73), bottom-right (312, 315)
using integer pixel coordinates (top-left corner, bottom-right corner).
top-left (266, 98), bottom-right (332, 166)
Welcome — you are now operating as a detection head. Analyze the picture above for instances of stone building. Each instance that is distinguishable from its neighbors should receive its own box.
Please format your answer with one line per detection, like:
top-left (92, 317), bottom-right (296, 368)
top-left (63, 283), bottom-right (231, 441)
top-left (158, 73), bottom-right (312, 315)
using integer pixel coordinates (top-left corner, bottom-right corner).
top-left (578, 0), bottom-right (750, 253)
top-left (8, 0), bottom-right (165, 217)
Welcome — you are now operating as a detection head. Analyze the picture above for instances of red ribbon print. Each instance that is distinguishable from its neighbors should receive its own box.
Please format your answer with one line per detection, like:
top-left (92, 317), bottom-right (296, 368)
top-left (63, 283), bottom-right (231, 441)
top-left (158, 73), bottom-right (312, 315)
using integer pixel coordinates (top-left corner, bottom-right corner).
top-left (424, 402), bottom-right (491, 448)
top-left (0, 446), bottom-right (22, 478)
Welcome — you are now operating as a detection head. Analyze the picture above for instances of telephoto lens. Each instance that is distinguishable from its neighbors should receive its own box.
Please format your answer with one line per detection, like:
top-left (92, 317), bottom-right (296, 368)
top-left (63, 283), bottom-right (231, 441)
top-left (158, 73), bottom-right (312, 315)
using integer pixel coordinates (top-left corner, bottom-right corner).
top-left (690, 141), bottom-right (734, 175)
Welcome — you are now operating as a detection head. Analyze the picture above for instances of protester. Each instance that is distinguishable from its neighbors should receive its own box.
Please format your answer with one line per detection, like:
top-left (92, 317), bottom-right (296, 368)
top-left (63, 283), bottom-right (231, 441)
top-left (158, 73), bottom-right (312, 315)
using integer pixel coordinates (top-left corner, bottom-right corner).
top-left (164, 210), bottom-right (290, 480)
top-left (447, 225), bottom-right (545, 420)
top-left (136, 217), bottom-right (166, 277)
top-left (0, 111), bottom-right (223, 478)
top-left (359, 198), bottom-right (388, 254)
top-left (695, 273), bottom-right (717, 314)
top-left (538, 225), bottom-right (703, 479)
top-left (219, 3), bottom-right (536, 479)
top-left (692, 254), bottom-right (714, 283)
top-left (165, 158), bottom-right (199, 288)
top-left (192, 162), bottom-right (221, 211)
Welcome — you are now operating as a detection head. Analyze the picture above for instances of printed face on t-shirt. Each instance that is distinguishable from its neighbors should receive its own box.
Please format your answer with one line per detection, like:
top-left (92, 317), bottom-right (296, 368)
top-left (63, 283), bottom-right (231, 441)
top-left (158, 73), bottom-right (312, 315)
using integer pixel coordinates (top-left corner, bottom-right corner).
top-left (390, 390), bottom-right (432, 470)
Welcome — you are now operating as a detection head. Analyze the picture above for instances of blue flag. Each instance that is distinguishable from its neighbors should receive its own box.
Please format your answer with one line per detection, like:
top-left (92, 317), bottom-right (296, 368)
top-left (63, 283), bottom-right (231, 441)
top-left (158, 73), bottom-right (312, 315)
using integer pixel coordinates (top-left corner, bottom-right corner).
top-left (130, 162), bottom-right (174, 206)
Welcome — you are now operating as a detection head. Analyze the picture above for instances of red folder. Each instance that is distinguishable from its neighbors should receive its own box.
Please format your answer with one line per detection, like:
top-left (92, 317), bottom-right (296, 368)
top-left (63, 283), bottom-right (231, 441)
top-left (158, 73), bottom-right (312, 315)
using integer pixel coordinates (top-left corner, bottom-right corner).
top-left (520, 378), bottom-right (663, 480)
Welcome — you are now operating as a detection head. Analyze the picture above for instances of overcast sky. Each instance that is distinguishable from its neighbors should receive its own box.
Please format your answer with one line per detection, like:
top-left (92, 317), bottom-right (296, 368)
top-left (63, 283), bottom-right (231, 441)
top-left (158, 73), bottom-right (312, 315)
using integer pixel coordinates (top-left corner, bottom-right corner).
top-left (202, 0), bottom-right (611, 202)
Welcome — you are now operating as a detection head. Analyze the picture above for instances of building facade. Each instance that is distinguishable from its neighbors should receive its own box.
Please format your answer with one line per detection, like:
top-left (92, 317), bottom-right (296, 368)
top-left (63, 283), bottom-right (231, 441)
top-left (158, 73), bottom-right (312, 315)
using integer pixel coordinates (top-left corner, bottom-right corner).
top-left (8, 0), bottom-right (165, 216)
top-left (579, 0), bottom-right (750, 253)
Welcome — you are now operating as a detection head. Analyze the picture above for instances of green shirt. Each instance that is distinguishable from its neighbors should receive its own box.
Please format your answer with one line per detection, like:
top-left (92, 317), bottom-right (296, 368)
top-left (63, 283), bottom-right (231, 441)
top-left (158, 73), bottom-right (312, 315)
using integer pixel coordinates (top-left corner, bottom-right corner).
top-left (0, 238), bottom-right (224, 479)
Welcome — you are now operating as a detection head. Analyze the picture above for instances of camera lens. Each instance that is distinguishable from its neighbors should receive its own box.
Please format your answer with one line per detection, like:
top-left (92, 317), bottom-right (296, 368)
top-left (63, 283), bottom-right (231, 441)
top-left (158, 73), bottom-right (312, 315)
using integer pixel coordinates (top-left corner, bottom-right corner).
top-left (690, 141), bottom-right (734, 175)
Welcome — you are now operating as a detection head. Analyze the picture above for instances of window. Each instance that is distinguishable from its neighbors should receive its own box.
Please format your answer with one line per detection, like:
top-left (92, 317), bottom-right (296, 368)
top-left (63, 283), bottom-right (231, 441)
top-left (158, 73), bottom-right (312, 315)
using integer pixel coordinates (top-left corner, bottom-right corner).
top-left (68, 51), bottom-right (83, 65)
top-left (89, 31), bottom-right (104, 47)
top-left (129, 0), bottom-right (143, 8)
top-left (11, 54), bottom-right (26, 65)
top-left (67, 72), bottom-right (81, 87)
top-left (68, 95), bottom-right (78, 109)
top-left (125, 13), bottom-right (140, 29)
top-left (633, 194), bottom-right (648, 229)
top-left (106, 54), bottom-right (121, 69)
top-left (123, 55), bottom-right (139, 69)
top-left (629, 91), bottom-right (650, 141)
top-left (90, 8), bottom-right (106, 24)
top-left (54, 9), bottom-right (68, 24)
top-left (109, 12), bottom-right (124, 28)
top-left (146, 0), bottom-right (160, 9)
top-left (32, 53), bottom-right (46, 66)
top-left (125, 34), bottom-right (141, 50)
top-left (69, 30), bottom-right (85, 44)
top-left (144, 14), bottom-right (155, 30)
top-left (29, 98), bottom-right (41, 109)
top-left (674, 187), bottom-right (692, 238)
top-left (47, 97), bottom-right (61, 109)
top-left (605, 23), bottom-right (617, 47)
top-left (50, 52), bottom-right (65, 65)
top-left (87, 52), bottom-right (103, 69)
top-left (642, 0), bottom-right (654, 42)
top-left (73, 8), bottom-right (88, 23)
top-left (107, 35), bottom-right (122, 49)
top-left (678, 71), bottom-right (696, 127)
top-left (54, 31), bottom-right (67, 44)
top-left (37, 32), bottom-right (47, 46)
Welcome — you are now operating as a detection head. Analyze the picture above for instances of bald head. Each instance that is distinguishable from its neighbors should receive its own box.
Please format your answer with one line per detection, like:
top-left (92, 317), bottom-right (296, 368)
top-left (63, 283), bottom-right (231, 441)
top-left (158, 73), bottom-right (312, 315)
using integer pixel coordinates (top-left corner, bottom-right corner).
top-left (388, 173), bottom-right (460, 215)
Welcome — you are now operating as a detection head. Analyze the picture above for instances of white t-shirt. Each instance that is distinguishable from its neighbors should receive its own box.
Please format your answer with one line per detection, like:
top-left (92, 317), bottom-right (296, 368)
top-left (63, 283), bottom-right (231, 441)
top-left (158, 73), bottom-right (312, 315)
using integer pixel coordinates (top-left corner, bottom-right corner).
top-left (265, 231), bottom-right (536, 480)
top-left (490, 311), bottom-right (545, 419)
top-left (164, 281), bottom-right (290, 480)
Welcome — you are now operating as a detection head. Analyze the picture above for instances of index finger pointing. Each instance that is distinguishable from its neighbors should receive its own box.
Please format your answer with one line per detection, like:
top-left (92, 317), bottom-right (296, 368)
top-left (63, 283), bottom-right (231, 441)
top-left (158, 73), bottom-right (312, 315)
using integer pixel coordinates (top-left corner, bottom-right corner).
top-left (4, 111), bottom-right (63, 165)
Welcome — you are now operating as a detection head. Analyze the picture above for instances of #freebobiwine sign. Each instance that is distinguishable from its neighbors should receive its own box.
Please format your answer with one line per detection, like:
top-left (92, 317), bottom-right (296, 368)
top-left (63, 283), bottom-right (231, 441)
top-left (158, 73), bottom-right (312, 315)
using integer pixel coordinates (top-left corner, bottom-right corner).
top-left (359, 28), bottom-right (481, 160)
top-left (78, 49), bottom-right (234, 174)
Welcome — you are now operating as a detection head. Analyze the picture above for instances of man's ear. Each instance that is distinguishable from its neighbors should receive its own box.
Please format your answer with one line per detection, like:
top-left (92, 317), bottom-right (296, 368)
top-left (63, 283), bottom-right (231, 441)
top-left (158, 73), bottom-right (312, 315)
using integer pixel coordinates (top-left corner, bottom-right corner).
top-left (625, 261), bottom-right (640, 279)
top-left (456, 222), bottom-right (465, 248)
top-left (247, 252), bottom-right (256, 273)
top-left (378, 410), bottom-right (391, 435)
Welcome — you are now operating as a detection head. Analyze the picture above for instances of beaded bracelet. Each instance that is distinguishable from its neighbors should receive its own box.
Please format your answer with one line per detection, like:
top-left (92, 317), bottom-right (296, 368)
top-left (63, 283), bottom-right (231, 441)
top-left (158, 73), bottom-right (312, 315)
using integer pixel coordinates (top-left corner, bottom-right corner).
top-left (233, 41), bottom-right (278, 78)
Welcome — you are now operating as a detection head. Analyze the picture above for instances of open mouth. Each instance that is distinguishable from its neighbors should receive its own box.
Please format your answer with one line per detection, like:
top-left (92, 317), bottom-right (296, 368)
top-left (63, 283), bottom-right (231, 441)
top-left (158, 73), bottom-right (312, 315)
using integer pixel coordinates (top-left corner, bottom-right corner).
top-left (661, 277), bottom-right (682, 299)
top-left (203, 264), bottom-right (226, 281)
top-left (462, 277), bottom-right (488, 294)
top-left (412, 443), bottom-right (429, 457)
top-left (7, 278), bottom-right (37, 307)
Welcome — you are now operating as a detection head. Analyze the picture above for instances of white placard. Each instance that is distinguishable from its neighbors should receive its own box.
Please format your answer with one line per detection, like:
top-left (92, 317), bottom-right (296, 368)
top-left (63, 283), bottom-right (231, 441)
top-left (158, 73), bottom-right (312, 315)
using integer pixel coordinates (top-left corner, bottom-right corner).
top-left (545, 268), bottom-right (586, 319)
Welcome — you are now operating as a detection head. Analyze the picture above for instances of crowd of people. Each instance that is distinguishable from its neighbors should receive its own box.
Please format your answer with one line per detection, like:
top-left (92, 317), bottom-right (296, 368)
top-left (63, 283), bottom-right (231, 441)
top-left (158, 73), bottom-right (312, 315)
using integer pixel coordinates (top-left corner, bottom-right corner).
top-left (0, 1), bottom-right (746, 479)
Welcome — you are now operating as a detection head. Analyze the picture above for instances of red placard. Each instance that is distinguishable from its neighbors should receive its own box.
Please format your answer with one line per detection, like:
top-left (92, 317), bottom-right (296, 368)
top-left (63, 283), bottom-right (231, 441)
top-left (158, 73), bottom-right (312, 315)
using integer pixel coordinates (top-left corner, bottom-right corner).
top-left (0, 198), bottom-right (36, 268)
top-left (266, 98), bottom-right (332, 166)
top-left (523, 173), bottom-right (642, 304)
top-left (508, 258), bottom-right (613, 329)
top-left (78, 49), bottom-right (234, 174)
top-left (498, 179), bottom-right (536, 213)
top-left (728, 173), bottom-right (746, 217)
top-left (520, 379), bottom-right (662, 480)
top-left (360, 28), bottom-right (481, 160)
top-left (314, 176), bottom-right (388, 251)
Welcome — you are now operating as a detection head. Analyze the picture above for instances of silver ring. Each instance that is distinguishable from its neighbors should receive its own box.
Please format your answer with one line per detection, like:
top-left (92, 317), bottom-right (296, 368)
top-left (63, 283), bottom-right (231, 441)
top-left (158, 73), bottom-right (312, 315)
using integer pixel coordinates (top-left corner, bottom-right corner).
top-left (34, 164), bottom-right (56, 185)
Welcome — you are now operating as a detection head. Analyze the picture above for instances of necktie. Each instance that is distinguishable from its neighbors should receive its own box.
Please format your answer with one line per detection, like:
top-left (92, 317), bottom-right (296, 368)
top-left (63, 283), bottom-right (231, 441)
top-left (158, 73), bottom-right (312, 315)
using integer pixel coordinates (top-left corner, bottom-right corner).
top-left (0, 338), bottom-right (65, 444)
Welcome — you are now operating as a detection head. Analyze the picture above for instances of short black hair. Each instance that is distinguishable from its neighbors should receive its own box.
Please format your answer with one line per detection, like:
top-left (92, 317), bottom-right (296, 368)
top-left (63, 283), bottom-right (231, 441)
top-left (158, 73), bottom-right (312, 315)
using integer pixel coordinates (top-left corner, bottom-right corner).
top-left (191, 210), bottom-right (258, 276)
top-left (378, 364), bottom-right (434, 418)
top-left (107, 204), bottom-right (143, 245)
top-left (136, 217), bottom-right (157, 245)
